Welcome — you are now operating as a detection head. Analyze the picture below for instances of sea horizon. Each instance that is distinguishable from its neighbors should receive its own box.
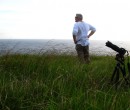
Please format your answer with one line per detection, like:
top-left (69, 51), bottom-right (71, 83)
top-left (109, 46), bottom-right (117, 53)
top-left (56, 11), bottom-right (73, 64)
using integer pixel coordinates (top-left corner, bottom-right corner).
top-left (0, 39), bottom-right (130, 56)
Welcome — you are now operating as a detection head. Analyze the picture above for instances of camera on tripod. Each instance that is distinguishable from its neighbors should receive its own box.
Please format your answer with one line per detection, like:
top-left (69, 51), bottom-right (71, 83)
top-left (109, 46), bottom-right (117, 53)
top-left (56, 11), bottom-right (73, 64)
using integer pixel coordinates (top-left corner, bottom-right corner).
top-left (106, 41), bottom-right (126, 56)
top-left (105, 41), bottom-right (130, 88)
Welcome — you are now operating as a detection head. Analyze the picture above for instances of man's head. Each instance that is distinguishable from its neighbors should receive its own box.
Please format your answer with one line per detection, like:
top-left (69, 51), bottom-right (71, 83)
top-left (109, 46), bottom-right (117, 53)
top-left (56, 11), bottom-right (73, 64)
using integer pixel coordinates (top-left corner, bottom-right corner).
top-left (75, 14), bottom-right (83, 22)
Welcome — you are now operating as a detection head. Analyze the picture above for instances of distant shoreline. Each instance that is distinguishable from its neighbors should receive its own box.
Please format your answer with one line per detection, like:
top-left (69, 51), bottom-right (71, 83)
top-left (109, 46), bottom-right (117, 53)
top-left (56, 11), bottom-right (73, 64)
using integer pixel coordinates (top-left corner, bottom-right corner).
top-left (0, 39), bottom-right (130, 56)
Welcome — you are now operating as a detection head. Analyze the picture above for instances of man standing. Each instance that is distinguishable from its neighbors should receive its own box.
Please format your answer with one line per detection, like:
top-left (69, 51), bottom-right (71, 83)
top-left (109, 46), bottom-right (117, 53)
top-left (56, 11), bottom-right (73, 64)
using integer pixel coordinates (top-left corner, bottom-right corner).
top-left (72, 14), bottom-right (96, 63)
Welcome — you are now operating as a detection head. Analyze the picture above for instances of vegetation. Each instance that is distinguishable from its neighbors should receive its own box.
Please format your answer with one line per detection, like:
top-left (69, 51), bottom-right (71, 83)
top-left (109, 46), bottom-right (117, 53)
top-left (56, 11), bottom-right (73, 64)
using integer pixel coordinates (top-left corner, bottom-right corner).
top-left (0, 54), bottom-right (130, 110)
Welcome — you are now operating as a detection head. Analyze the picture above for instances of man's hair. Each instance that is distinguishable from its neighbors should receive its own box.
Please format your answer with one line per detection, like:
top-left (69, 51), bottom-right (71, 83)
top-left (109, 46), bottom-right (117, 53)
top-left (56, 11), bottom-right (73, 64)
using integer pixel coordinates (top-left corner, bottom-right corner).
top-left (76, 14), bottom-right (83, 19)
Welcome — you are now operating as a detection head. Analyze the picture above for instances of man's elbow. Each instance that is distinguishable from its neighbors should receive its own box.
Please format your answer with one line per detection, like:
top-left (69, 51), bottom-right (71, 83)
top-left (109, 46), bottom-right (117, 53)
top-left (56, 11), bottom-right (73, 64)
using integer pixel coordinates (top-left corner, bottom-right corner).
top-left (92, 30), bottom-right (96, 34)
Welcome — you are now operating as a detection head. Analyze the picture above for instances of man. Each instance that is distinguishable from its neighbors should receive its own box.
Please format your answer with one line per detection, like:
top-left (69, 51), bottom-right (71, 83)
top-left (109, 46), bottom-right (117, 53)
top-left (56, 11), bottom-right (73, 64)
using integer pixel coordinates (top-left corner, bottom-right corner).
top-left (72, 14), bottom-right (96, 63)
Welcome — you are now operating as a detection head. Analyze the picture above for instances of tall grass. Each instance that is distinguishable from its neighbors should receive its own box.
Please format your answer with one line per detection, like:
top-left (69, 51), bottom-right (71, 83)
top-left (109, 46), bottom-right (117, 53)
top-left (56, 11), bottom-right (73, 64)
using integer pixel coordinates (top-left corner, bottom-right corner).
top-left (0, 54), bottom-right (130, 110)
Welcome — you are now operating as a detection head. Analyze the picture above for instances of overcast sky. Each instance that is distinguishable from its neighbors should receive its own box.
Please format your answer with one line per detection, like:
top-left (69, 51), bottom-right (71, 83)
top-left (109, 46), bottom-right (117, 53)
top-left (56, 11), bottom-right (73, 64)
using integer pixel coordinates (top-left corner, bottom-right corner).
top-left (0, 0), bottom-right (130, 41)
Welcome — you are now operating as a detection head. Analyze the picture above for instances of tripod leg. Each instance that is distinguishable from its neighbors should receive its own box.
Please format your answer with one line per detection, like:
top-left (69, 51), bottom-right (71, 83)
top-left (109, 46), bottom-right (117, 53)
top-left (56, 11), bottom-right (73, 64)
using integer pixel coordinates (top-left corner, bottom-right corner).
top-left (127, 62), bottom-right (130, 78)
top-left (115, 68), bottom-right (120, 87)
top-left (111, 66), bottom-right (118, 83)
top-left (119, 65), bottom-right (129, 85)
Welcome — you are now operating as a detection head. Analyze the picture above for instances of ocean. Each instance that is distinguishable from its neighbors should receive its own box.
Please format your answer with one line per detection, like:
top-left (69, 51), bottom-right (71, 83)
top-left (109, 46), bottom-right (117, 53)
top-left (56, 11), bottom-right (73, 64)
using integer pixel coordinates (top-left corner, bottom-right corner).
top-left (0, 39), bottom-right (130, 56)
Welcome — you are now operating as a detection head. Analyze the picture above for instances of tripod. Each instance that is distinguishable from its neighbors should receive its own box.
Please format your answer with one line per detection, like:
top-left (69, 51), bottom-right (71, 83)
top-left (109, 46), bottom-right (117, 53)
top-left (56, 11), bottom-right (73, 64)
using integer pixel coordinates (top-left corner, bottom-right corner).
top-left (111, 54), bottom-right (129, 88)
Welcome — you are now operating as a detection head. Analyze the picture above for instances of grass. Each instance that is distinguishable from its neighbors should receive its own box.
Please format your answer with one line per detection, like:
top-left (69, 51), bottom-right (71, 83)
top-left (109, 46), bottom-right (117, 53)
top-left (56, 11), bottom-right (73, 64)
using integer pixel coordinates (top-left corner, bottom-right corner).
top-left (0, 54), bottom-right (130, 110)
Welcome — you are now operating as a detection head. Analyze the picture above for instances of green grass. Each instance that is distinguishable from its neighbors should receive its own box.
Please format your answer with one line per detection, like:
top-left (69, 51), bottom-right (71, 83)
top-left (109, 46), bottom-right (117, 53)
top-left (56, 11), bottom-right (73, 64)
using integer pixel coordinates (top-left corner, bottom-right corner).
top-left (0, 54), bottom-right (130, 110)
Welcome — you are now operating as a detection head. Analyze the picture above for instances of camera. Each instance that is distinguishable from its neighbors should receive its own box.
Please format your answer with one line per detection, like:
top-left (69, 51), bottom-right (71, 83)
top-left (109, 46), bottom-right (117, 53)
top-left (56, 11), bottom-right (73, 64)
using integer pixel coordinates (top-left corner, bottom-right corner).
top-left (106, 41), bottom-right (126, 56)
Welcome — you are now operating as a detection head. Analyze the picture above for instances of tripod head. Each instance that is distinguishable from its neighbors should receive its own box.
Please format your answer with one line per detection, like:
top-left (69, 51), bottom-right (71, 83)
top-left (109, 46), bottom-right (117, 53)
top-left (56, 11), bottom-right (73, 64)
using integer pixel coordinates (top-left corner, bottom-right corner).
top-left (115, 50), bottom-right (129, 65)
top-left (115, 53), bottom-right (125, 65)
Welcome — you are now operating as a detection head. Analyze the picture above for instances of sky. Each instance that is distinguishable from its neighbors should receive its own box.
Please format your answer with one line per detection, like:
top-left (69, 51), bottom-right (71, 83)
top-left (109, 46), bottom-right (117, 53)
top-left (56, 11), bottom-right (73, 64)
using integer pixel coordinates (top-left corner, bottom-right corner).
top-left (0, 0), bottom-right (130, 41)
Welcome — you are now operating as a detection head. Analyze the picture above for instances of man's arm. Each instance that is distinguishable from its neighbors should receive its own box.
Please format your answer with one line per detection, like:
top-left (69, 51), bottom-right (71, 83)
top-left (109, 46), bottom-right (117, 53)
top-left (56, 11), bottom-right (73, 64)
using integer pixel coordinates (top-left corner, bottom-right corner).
top-left (87, 30), bottom-right (96, 38)
top-left (73, 35), bottom-right (77, 44)
top-left (72, 23), bottom-right (78, 44)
